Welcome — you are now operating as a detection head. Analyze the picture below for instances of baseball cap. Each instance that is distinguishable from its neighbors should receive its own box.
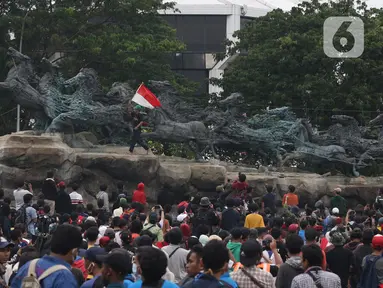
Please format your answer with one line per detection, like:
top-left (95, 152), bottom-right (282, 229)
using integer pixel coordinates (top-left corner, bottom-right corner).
top-left (334, 187), bottom-right (342, 193)
top-left (96, 248), bottom-right (132, 275)
top-left (199, 235), bottom-right (209, 246)
top-left (372, 235), bottom-right (383, 249)
top-left (57, 181), bottom-right (65, 188)
top-left (99, 236), bottom-right (111, 247)
top-left (85, 216), bottom-right (96, 223)
top-left (104, 228), bottom-right (115, 239)
top-left (240, 240), bottom-right (262, 267)
top-left (149, 212), bottom-right (158, 223)
top-left (0, 237), bottom-right (14, 249)
top-left (332, 207), bottom-right (339, 215)
top-left (176, 213), bottom-right (188, 223)
top-left (288, 224), bottom-right (299, 232)
top-left (79, 247), bottom-right (107, 263)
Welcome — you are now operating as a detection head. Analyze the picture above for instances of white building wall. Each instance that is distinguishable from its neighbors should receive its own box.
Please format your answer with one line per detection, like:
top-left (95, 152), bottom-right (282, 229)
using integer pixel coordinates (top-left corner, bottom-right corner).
top-left (160, 1), bottom-right (270, 95)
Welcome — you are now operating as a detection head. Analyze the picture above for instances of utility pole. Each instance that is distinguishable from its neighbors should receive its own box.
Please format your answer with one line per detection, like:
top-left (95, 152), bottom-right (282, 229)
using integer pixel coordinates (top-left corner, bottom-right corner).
top-left (17, 10), bottom-right (29, 132)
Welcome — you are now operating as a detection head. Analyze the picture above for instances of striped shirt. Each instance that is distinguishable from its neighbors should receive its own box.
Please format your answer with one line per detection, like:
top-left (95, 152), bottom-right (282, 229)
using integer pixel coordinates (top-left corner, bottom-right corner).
top-left (69, 191), bottom-right (83, 205)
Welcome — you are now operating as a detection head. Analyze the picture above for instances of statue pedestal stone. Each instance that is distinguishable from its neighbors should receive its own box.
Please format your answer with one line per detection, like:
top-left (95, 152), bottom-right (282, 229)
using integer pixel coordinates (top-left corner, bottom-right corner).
top-left (0, 132), bottom-right (380, 206)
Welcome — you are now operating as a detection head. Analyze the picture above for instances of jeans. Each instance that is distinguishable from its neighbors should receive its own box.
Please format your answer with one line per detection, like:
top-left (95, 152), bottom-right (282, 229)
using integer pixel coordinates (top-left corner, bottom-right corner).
top-left (129, 130), bottom-right (148, 152)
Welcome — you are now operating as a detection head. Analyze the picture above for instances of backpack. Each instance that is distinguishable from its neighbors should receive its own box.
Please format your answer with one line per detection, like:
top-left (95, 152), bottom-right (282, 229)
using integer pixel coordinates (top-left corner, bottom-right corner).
top-left (21, 258), bottom-right (69, 288)
top-left (193, 210), bottom-right (208, 229)
top-left (15, 204), bottom-right (28, 225)
top-left (35, 215), bottom-right (52, 236)
top-left (357, 254), bottom-right (382, 288)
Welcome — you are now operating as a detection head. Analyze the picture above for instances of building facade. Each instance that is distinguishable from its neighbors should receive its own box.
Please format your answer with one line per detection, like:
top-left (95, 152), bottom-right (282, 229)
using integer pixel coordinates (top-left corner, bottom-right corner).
top-left (160, 0), bottom-right (271, 95)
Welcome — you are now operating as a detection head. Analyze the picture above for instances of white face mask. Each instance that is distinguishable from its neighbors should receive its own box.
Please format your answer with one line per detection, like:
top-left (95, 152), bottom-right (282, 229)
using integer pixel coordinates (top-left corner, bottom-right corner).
top-left (132, 263), bottom-right (137, 274)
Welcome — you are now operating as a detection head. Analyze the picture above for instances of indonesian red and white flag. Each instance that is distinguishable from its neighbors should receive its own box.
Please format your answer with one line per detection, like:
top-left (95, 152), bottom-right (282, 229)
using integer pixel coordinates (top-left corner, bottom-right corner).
top-left (131, 83), bottom-right (161, 109)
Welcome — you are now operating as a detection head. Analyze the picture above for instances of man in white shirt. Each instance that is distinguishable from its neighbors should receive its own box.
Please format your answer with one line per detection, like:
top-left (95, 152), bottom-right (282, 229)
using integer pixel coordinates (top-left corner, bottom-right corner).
top-left (69, 184), bottom-right (83, 210)
top-left (13, 181), bottom-right (32, 211)
top-left (161, 228), bottom-right (188, 283)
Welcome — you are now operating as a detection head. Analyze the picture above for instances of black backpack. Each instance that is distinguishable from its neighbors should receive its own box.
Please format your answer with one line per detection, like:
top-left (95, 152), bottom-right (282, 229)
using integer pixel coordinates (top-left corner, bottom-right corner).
top-left (193, 210), bottom-right (208, 230)
top-left (36, 215), bottom-right (53, 235)
top-left (15, 204), bottom-right (27, 225)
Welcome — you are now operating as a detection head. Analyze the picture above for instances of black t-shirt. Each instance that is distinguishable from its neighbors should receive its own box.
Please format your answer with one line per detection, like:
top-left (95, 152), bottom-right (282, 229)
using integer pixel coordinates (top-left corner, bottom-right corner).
top-left (221, 208), bottom-right (240, 232)
top-left (326, 246), bottom-right (355, 288)
top-left (132, 113), bottom-right (142, 131)
top-left (263, 193), bottom-right (276, 211)
top-left (277, 241), bottom-right (288, 262)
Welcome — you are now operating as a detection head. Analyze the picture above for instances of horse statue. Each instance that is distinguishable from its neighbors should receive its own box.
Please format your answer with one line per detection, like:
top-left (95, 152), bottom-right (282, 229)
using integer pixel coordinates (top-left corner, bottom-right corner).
top-left (142, 108), bottom-right (217, 160)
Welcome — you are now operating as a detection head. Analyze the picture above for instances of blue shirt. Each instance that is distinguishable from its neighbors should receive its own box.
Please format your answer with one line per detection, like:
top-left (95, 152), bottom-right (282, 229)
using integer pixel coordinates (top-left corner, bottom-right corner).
top-left (26, 206), bottom-right (37, 235)
top-left (81, 275), bottom-right (101, 288)
top-left (123, 274), bottom-right (135, 288)
top-left (220, 272), bottom-right (238, 288)
top-left (298, 229), bottom-right (306, 242)
top-left (11, 255), bottom-right (78, 288)
top-left (130, 279), bottom-right (179, 288)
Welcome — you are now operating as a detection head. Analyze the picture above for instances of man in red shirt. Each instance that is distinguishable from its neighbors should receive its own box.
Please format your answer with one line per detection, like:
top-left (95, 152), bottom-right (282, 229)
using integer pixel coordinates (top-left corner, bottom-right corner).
top-left (132, 182), bottom-right (147, 205)
top-left (231, 173), bottom-right (249, 200)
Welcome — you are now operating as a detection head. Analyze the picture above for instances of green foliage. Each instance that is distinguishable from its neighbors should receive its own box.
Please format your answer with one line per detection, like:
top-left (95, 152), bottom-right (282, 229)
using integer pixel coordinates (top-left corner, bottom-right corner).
top-left (214, 0), bottom-right (383, 127)
top-left (4, 0), bottom-right (191, 88)
top-left (0, 0), bottom-right (198, 135)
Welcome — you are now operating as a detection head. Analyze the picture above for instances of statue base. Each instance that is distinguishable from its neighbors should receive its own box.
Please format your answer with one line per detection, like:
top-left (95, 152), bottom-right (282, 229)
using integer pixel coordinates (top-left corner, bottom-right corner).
top-left (0, 132), bottom-right (379, 206)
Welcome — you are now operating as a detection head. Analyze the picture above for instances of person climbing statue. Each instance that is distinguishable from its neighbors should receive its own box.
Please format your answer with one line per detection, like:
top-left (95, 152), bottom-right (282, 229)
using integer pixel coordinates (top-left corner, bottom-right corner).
top-left (129, 110), bottom-right (149, 154)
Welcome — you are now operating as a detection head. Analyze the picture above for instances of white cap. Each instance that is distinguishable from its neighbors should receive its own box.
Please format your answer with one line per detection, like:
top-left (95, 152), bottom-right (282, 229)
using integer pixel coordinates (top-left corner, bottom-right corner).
top-left (176, 213), bottom-right (188, 223)
top-left (332, 207), bottom-right (339, 214)
top-left (85, 216), bottom-right (96, 223)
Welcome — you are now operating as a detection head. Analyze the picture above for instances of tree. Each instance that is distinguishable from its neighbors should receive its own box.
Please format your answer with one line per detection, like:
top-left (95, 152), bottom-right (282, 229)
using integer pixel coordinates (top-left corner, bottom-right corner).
top-left (0, 0), bottom-right (198, 137)
top-left (0, 2), bottom-right (20, 135)
top-left (3, 0), bottom-right (194, 91)
top-left (213, 0), bottom-right (383, 127)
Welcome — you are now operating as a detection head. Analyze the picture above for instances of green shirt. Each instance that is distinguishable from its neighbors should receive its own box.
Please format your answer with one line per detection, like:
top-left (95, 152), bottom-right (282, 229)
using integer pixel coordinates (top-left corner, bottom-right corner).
top-left (331, 195), bottom-right (347, 215)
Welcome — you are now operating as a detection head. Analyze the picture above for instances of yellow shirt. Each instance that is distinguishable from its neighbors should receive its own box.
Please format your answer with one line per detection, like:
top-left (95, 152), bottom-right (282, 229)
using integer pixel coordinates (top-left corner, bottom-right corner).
top-left (244, 213), bottom-right (265, 228)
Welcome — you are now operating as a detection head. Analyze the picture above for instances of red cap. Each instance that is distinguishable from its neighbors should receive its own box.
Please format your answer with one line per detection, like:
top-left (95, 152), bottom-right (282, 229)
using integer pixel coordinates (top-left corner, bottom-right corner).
top-left (288, 224), bottom-right (299, 232)
top-left (372, 235), bottom-right (383, 249)
top-left (314, 225), bottom-right (323, 232)
top-left (99, 236), bottom-right (110, 247)
top-left (57, 181), bottom-right (65, 188)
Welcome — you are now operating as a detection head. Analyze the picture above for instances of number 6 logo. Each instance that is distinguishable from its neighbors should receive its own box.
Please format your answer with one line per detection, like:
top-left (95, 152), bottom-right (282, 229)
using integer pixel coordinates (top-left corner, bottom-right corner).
top-left (323, 16), bottom-right (364, 58)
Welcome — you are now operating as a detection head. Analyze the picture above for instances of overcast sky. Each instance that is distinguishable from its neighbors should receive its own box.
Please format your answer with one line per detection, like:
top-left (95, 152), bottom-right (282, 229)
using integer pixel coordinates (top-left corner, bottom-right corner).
top-left (172, 0), bottom-right (383, 10)
top-left (270, 0), bottom-right (382, 10)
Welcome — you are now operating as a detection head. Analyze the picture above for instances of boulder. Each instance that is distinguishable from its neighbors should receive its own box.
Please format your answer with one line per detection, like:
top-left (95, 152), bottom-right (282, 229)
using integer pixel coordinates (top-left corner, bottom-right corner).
top-left (158, 163), bottom-right (191, 189)
top-left (0, 133), bottom-right (75, 168)
top-left (190, 165), bottom-right (226, 191)
top-left (75, 152), bottom-right (159, 183)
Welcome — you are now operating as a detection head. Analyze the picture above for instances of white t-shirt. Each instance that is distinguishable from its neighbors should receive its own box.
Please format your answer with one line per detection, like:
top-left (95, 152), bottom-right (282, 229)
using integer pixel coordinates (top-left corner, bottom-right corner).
top-left (69, 191), bottom-right (83, 205)
top-left (13, 188), bottom-right (32, 210)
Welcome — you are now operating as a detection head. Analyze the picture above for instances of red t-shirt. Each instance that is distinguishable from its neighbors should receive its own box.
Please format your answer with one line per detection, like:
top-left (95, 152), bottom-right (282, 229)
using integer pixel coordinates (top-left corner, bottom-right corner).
top-left (232, 181), bottom-right (249, 191)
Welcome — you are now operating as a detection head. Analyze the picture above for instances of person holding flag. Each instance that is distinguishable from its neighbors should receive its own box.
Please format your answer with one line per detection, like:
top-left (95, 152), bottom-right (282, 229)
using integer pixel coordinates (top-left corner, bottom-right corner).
top-left (129, 83), bottom-right (161, 154)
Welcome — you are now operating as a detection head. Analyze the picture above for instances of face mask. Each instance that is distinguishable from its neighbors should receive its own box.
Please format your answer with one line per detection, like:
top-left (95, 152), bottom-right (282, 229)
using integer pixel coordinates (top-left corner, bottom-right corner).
top-left (132, 263), bottom-right (137, 274)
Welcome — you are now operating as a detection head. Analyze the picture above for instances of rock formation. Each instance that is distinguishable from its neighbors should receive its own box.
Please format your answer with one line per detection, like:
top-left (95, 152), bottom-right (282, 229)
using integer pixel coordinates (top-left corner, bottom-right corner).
top-left (0, 132), bottom-right (381, 208)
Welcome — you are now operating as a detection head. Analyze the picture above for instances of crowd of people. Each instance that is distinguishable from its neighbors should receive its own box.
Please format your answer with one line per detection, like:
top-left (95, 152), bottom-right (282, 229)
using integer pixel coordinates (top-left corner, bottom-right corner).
top-left (0, 171), bottom-right (382, 287)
